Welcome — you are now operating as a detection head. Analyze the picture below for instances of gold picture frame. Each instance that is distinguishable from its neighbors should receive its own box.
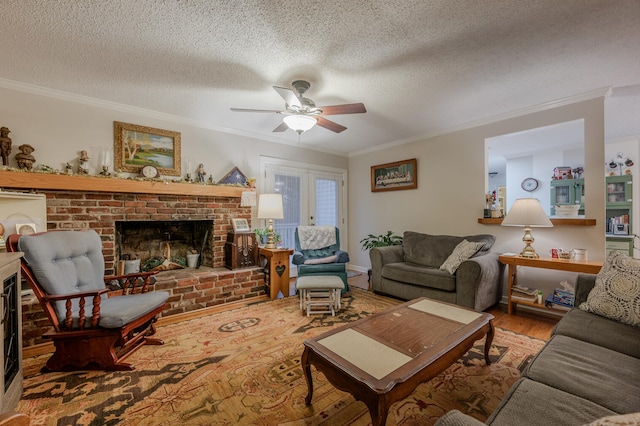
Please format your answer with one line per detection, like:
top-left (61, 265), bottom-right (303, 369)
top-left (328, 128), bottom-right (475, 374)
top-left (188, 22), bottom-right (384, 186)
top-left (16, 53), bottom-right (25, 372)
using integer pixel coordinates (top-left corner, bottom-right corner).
top-left (371, 158), bottom-right (417, 192)
top-left (114, 121), bottom-right (181, 176)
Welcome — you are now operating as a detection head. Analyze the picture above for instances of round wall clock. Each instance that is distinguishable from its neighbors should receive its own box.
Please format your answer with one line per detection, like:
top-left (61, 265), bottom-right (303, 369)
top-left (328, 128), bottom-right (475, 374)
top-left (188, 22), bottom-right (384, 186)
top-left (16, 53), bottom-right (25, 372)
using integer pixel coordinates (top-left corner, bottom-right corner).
top-left (521, 178), bottom-right (539, 192)
top-left (140, 165), bottom-right (160, 179)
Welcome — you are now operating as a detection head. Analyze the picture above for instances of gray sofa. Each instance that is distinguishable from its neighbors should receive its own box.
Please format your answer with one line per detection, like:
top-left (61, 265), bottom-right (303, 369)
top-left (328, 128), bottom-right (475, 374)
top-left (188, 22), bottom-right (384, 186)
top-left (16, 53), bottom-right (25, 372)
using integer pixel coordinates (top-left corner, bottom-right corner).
top-left (369, 231), bottom-right (502, 311)
top-left (435, 274), bottom-right (640, 426)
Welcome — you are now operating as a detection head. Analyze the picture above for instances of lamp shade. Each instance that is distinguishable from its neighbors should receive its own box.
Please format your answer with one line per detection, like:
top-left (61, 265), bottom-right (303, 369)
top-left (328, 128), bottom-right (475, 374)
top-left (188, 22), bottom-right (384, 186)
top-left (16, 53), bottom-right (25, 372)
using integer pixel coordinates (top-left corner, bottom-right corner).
top-left (501, 198), bottom-right (553, 227)
top-left (257, 194), bottom-right (284, 219)
top-left (283, 115), bottom-right (316, 133)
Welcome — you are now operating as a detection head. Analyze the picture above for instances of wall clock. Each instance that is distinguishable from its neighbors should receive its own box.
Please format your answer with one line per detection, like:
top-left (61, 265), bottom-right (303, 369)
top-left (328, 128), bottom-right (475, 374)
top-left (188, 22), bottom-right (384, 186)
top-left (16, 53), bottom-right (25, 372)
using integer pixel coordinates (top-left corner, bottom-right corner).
top-left (521, 178), bottom-right (539, 192)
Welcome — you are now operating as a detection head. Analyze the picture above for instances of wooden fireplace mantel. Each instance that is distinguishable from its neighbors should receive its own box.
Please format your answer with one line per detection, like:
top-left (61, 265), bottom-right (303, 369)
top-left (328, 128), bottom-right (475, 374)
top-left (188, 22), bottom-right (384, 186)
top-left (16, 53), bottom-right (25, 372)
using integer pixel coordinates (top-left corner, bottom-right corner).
top-left (0, 170), bottom-right (253, 197)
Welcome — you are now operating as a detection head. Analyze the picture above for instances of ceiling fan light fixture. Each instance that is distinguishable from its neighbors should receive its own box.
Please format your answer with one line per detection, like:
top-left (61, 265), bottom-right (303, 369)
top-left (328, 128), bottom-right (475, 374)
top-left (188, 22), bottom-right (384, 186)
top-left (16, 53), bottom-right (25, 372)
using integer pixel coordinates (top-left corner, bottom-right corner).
top-left (283, 114), bottom-right (316, 134)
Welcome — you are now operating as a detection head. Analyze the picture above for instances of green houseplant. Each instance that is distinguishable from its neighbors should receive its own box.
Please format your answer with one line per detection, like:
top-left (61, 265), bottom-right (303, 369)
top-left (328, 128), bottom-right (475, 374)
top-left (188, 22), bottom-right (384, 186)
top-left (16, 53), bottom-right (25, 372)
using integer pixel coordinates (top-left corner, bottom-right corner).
top-left (359, 231), bottom-right (403, 251)
top-left (255, 228), bottom-right (281, 245)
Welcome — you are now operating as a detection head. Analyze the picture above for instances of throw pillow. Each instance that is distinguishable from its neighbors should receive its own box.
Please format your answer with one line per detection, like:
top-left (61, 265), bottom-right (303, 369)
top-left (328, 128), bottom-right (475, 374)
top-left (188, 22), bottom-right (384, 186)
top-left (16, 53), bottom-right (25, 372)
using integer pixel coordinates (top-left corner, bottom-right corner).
top-left (439, 240), bottom-right (485, 275)
top-left (579, 250), bottom-right (640, 327)
top-left (583, 412), bottom-right (640, 426)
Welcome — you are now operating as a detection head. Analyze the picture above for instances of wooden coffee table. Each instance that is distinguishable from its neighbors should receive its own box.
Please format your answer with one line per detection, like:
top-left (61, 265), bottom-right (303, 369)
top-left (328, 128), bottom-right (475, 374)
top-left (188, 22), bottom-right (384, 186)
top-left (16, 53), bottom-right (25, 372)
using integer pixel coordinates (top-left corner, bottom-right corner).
top-left (301, 297), bottom-right (494, 425)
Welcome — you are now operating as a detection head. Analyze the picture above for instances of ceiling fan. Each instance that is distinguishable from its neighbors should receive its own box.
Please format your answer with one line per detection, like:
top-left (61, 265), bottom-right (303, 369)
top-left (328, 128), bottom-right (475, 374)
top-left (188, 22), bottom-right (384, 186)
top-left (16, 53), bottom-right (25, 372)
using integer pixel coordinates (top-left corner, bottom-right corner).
top-left (230, 80), bottom-right (366, 134)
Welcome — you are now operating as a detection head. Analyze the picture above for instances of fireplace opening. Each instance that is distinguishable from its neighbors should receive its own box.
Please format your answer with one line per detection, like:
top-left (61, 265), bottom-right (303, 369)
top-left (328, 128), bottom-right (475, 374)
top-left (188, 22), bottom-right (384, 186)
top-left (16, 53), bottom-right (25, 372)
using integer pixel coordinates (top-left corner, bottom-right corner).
top-left (115, 220), bottom-right (213, 272)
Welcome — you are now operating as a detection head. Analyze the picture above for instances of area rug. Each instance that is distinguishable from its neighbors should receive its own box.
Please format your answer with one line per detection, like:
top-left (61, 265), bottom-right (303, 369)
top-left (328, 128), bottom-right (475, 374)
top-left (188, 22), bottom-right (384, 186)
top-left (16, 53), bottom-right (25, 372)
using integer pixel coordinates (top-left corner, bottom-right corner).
top-left (17, 289), bottom-right (545, 425)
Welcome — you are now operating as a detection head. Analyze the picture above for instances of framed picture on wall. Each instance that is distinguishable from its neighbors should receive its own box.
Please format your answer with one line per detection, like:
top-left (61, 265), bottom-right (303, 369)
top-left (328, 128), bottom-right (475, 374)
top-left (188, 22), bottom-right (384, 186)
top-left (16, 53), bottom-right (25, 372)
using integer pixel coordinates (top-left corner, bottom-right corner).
top-left (371, 158), bottom-right (417, 192)
top-left (231, 218), bottom-right (251, 232)
top-left (113, 121), bottom-right (181, 176)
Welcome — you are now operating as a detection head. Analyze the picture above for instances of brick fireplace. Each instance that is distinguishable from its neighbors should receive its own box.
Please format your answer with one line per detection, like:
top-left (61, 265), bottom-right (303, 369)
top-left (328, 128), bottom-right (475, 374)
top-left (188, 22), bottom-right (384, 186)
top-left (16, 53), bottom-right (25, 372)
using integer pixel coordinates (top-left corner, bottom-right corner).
top-left (0, 172), bottom-right (266, 348)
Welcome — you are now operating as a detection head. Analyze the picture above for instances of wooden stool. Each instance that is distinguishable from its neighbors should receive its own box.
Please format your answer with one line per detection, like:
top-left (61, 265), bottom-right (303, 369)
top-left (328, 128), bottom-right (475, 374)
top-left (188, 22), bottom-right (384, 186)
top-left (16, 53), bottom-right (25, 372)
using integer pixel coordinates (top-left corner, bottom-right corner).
top-left (296, 276), bottom-right (345, 316)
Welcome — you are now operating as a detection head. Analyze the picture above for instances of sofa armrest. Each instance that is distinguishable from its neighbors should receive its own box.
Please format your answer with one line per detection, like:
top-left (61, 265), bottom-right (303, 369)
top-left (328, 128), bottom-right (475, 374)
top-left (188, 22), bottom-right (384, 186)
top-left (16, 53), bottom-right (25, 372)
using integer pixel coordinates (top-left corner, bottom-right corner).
top-left (455, 253), bottom-right (502, 311)
top-left (369, 245), bottom-right (404, 291)
top-left (574, 273), bottom-right (597, 305)
top-left (434, 410), bottom-right (486, 426)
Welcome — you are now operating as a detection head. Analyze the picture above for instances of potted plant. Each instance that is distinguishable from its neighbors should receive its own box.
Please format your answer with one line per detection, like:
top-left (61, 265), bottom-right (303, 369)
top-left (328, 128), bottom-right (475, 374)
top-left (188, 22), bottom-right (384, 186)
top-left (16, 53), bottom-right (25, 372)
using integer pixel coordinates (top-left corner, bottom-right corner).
top-left (359, 231), bottom-right (403, 251)
top-left (255, 228), bottom-right (281, 246)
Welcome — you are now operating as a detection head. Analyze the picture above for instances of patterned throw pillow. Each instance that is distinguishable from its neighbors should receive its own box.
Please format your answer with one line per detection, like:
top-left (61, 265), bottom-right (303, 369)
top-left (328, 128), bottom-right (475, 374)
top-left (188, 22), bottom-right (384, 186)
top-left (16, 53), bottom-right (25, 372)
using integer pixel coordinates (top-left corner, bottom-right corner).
top-left (582, 412), bottom-right (640, 426)
top-left (579, 251), bottom-right (640, 327)
top-left (439, 240), bottom-right (485, 275)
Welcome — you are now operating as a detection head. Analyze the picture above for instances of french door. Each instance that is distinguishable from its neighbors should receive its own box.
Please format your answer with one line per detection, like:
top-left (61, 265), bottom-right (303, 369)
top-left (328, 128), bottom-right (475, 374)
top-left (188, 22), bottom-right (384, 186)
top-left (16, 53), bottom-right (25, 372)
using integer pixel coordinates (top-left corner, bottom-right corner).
top-left (262, 159), bottom-right (347, 267)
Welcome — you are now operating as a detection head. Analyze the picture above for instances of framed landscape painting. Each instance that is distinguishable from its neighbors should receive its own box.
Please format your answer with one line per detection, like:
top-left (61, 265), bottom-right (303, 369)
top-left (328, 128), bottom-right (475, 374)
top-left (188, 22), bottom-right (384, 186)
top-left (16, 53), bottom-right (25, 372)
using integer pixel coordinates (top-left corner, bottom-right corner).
top-left (371, 158), bottom-right (417, 192)
top-left (114, 122), bottom-right (181, 176)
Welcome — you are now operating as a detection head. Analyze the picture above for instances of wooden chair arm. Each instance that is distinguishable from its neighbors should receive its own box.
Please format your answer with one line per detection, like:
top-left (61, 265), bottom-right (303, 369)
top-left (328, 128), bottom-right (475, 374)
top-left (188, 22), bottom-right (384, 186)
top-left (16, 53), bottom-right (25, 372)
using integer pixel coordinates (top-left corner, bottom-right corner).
top-left (43, 289), bottom-right (109, 302)
top-left (104, 271), bottom-right (158, 295)
top-left (44, 289), bottom-right (108, 331)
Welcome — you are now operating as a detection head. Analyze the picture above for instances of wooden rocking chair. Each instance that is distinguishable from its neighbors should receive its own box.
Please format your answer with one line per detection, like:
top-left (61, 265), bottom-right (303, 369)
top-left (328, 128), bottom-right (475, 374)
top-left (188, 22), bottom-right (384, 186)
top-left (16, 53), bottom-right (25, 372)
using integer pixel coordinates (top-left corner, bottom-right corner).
top-left (7, 230), bottom-right (169, 372)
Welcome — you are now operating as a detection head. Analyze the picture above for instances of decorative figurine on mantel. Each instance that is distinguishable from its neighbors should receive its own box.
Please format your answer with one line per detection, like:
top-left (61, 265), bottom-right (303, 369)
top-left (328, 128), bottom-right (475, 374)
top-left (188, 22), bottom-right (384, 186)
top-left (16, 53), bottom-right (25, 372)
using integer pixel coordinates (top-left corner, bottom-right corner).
top-left (0, 127), bottom-right (12, 166)
top-left (15, 143), bottom-right (35, 170)
top-left (78, 150), bottom-right (90, 175)
top-left (196, 163), bottom-right (206, 183)
top-left (65, 162), bottom-right (73, 175)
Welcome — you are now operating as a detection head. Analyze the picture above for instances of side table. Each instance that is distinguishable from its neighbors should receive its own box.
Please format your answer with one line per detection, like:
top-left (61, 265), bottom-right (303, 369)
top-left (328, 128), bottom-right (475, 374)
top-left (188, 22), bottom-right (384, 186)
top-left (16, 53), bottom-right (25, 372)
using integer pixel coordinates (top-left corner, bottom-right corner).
top-left (259, 247), bottom-right (294, 300)
top-left (498, 255), bottom-right (603, 315)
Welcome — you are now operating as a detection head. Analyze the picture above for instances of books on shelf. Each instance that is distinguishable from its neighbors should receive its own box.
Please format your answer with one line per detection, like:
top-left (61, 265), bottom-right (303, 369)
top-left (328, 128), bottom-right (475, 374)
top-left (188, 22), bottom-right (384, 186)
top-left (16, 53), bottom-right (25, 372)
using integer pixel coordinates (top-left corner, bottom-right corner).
top-left (512, 285), bottom-right (538, 296)
top-left (511, 293), bottom-right (537, 303)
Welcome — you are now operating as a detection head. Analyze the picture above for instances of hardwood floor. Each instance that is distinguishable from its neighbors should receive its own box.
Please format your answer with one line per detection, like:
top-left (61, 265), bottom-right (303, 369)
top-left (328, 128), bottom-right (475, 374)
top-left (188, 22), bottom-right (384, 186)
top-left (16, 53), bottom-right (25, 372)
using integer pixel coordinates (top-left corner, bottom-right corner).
top-left (343, 271), bottom-right (558, 341)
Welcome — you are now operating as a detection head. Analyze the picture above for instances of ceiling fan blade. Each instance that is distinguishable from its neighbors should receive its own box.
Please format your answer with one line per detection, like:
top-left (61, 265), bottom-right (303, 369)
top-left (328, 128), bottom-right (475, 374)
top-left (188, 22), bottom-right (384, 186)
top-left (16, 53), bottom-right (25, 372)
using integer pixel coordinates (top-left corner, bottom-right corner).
top-left (272, 122), bottom-right (289, 132)
top-left (230, 108), bottom-right (282, 113)
top-left (316, 116), bottom-right (347, 133)
top-left (273, 86), bottom-right (301, 108)
top-left (319, 103), bottom-right (366, 116)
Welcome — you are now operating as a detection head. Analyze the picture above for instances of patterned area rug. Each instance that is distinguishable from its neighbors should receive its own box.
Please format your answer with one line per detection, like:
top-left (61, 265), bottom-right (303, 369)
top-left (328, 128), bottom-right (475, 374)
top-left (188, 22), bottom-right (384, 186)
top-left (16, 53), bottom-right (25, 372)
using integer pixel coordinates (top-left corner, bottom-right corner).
top-left (18, 289), bottom-right (545, 425)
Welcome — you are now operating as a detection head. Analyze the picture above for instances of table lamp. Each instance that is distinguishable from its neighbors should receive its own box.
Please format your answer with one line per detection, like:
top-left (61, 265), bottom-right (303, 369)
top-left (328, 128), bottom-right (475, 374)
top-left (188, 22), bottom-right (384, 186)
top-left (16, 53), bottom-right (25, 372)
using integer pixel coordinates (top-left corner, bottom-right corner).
top-left (257, 193), bottom-right (284, 249)
top-left (501, 198), bottom-right (553, 258)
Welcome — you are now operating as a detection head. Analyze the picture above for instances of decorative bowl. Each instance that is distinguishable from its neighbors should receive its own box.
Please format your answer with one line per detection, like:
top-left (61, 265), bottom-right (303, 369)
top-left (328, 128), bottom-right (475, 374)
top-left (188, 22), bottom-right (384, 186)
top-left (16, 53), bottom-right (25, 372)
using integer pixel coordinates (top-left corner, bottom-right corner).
top-left (555, 205), bottom-right (580, 217)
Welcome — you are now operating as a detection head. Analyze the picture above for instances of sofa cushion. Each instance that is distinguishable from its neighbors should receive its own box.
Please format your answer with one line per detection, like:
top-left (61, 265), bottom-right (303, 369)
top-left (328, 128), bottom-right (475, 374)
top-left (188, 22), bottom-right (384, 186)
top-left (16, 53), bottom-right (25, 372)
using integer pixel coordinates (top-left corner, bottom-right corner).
top-left (401, 232), bottom-right (495, 268)
top-left (381, 262), bottom-right (456, 291)
top-left (579, 251), bottom-right (640, 327)
top-left (553, 307), bottom-right (640, 359)
top-left (439, 240), bottom-right (485, 274)
top-left (487, 378), bottom-right (616, 426)
top-left (523, 335), bottom-right (640, 414)
top-left (403, 232), bottom-right (464, 267)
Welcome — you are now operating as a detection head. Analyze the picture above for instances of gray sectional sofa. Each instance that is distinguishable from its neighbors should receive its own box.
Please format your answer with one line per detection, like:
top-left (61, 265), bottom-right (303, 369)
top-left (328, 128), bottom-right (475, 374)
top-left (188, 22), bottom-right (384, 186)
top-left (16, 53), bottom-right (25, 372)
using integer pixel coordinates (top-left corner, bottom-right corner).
top-left (369, 231), bottom-right (502, 311)
top-left (435, 273), bottom-right (640, 426)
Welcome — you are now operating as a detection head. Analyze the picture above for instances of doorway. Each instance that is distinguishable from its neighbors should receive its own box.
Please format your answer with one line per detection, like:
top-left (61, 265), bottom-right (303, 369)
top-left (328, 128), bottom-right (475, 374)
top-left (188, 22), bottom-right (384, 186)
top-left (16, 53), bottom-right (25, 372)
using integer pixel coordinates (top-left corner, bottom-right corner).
top-left (261, 157), bottom-right (347, 271)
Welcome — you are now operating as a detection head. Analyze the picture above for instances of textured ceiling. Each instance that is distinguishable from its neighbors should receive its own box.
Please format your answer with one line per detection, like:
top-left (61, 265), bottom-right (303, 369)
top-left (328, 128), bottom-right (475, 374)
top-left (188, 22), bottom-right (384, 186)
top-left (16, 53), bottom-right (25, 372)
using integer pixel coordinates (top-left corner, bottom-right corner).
top-left (1, 0), bottom-right (639, 155)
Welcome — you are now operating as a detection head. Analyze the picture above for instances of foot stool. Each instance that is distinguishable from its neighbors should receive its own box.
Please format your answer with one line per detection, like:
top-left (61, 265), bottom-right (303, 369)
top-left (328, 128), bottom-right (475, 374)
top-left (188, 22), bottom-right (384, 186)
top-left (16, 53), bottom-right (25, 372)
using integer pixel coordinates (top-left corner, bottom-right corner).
top-left (296, 275), bottom-right (345, 317)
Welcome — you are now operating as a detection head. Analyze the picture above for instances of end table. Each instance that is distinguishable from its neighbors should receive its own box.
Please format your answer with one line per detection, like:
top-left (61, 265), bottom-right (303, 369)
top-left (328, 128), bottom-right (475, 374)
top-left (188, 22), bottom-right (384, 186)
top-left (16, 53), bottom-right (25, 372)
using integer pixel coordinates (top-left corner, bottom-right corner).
top-left (259, 247), bottom-right (293, 299)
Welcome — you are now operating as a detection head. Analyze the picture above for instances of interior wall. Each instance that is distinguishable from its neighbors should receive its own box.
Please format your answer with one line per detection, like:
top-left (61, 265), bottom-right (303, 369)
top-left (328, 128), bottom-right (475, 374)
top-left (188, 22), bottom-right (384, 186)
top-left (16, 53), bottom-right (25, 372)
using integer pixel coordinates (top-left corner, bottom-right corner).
top-left (0, 85), bottom-right (348, 219)
top-left (349, 97), bottom-right (605, 296)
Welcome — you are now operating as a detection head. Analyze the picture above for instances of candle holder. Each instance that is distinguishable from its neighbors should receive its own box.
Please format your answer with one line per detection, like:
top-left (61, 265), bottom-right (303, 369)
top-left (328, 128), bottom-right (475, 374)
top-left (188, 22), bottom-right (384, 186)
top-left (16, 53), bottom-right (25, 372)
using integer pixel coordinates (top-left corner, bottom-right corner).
top-left (99, 165), bottom-right (111, 176)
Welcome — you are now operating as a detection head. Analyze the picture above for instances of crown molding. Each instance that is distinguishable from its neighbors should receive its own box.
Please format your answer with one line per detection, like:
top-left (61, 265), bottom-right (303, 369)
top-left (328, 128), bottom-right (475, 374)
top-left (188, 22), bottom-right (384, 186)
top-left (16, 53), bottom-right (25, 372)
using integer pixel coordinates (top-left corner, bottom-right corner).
top-left (0, 78), bottom-right (347, 157)
top-left (349, 87), bottom-right (611, 158)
